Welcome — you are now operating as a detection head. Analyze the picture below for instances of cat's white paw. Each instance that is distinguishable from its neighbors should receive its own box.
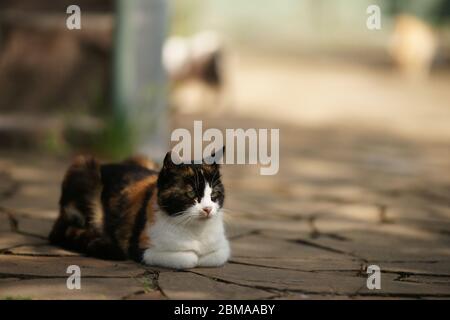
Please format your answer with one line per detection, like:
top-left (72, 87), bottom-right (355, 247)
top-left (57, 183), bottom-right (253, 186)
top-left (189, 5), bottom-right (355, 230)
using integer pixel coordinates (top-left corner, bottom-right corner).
top-left (198, 244), bottom-right (230, 267)
top-left (142, 249), bottom-right (198, 269)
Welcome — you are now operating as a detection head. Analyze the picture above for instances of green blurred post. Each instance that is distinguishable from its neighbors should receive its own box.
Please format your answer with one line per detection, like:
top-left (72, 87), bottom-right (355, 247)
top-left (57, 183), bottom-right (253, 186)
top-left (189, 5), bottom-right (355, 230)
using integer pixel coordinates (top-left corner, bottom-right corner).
top-left (113, 0), bottom-right (168, 161)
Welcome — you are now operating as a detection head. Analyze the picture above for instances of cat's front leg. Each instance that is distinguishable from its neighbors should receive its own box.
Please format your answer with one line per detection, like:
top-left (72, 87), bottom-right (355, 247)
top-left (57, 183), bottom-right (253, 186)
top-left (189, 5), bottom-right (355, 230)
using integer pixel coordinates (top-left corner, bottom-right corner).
top-left (198, 243), bottom-right (230, 267)
top-left (142, 249), bottom-right (198, 269)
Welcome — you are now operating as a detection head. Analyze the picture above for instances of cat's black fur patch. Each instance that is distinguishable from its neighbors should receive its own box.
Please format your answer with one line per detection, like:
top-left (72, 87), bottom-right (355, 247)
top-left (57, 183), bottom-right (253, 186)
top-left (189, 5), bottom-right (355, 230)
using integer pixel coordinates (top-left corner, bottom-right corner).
top-left (128, 187), bottom-right (153, 261)
top-left (157, 152), bottom-right (225, 216)
top-left (100, 163), bottom-right (156, 244)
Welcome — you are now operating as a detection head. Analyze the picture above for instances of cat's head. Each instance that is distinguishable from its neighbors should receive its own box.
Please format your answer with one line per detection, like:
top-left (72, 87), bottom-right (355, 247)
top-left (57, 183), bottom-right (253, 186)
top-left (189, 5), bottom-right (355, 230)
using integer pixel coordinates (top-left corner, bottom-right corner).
top-left (157, 147), bottom-right (225, 221)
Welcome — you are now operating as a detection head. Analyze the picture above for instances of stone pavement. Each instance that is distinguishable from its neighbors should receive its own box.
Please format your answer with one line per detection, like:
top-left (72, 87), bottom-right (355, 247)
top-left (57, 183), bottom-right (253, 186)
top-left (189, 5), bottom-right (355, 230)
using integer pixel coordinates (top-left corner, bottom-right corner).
top-left (0, 114), bottom-right (449, 300)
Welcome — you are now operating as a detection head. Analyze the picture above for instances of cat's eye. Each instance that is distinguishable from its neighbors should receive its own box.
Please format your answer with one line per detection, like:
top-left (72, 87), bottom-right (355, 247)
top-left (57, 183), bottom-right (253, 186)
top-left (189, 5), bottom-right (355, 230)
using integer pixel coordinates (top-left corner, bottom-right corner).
top-left (186, 190), bottom-right (196, 198)
top-left (211, 191), bottom-right (221, 199)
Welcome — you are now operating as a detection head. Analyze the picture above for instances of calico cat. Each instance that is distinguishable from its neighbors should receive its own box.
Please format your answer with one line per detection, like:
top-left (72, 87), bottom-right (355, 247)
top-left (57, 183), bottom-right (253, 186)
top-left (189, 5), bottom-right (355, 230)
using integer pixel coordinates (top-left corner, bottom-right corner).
top-left (49, 149), bottom-right (230, 269)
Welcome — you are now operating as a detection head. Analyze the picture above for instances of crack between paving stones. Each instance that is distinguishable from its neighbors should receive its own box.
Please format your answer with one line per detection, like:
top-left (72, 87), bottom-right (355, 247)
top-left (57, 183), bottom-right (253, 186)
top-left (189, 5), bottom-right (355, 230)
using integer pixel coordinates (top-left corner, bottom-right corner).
top-left (273, 267), bottom-right (450, 279)
top-left (226, 207), bottom-right (308, 222)
top-left (371, 260), bottom-right (445, 263)
top-left (351, 270), bottom-right (450, 297)
top-left (121, 290), bottom-right (147, 300)
top-left (0, 174), bottom-right (20, 201)
top-left (246, 226), bottom-right (368, 263)
top-left (14, 230), bottom-right (48, 240)
top-left (0, 243), bottom-right (78, 257)
top-left (228, 227), bottom-right (367, 263)
top-left (188, 266), bottom-right (450, 298)
top-left (184, 270), bottom-right (288, 297)
top-left (307, 215), bottom-right (352, 241)
top-left (0, 206), bottom-right (18, 231)
top-left (0, 206), bottom-right (44, 220)
top-left (184, 269), bottom-right (342, 297)
top-left (352, 292), bottom-right (450, 298)
top-left (0, 272), bottom-right (147, 280)
top-left (148, 270), bottom-right (168, 299)
top-left (121, 271), bottom-right (167, 300)
top-left (0, 205), bottom-right (49, 240)
top-left (390, 271), bottom-right (450, 286)
top-left (262, 295), bottom-right (284, 300)
top-left (0, 251), bottom-right (78, 257)
top-left (387, 270), bottom-right (450, 279)
top-left (288, 238), bottom-right (367, 262)
top-left (0, 243), bottom-right (46, 254)
top-left (229, 260), bottom-right (361, 274)
top-left (186, 266), bottom-right (450, 299)
top-left (228, 229), bottom-right (261, 241)
top-left (396, 278), bottom-right (450, 285)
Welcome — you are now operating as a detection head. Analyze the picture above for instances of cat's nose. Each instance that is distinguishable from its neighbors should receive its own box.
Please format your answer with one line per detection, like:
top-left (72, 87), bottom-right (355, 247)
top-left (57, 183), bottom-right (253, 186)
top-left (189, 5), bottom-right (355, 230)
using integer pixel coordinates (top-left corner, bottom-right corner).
top-left (201, 207), bottom-right (212, 217)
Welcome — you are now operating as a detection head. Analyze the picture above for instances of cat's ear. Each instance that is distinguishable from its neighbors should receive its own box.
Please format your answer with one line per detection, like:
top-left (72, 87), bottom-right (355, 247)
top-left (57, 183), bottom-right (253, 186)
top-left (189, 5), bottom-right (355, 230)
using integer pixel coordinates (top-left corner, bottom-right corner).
top-left (204, 146), bottom-right (225, 166)
top-left (163, 151), bottom-right (182, 169)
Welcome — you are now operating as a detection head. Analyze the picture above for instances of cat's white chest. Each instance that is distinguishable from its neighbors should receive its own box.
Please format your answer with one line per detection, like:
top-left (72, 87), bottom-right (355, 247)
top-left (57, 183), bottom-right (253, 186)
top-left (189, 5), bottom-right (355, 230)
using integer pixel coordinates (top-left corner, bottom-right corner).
top-left (142, 211), bottom-right (230, 269)
top-left (149, 212), bottom-right (225, 252)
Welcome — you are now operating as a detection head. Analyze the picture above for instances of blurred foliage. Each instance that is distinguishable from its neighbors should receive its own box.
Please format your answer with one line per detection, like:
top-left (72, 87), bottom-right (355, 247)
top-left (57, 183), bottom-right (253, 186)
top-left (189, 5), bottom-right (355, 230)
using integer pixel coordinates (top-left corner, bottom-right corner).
top-left (386, 0), bottom-right (450, 25)
top-left (169, 0), bottom-right (202, 35)
top-left (43, 129), bottom-right (68, 156)
top-left (168, 0), bottom-right (450, 46)
top-left (95, 113), bottom-right (134, 160)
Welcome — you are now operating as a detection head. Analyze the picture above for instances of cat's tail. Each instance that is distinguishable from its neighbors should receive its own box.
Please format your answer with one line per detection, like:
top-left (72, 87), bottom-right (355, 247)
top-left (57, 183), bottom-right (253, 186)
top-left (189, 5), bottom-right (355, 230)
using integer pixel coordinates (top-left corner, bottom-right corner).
top-left (49, 155), bottom-right (103, 250)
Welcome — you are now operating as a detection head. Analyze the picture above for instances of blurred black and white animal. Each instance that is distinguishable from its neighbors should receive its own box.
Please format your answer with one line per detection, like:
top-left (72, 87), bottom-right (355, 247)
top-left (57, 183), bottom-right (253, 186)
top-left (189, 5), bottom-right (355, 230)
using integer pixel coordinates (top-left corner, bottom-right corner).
top-left (163, 31), bottom-right (222, 88)
top-left (162, 31), bottom-right (227, 113)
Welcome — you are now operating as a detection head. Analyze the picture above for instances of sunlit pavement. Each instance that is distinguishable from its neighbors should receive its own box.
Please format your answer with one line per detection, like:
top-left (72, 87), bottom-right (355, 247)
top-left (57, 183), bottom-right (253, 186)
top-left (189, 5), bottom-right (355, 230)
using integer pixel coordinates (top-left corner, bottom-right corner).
top-left (0, 111), bottom-right (449, 299)
top-left (1, 51), bottom-right (450, 299)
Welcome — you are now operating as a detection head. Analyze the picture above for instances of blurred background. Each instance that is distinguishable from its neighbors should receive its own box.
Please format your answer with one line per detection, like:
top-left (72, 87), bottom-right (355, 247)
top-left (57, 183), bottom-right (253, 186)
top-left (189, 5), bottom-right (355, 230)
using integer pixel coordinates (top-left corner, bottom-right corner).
top-left (1, 0), bottom-right (450, 157)
top-left (1, 1), bottom-right (450, 299)
top-left (1, 0), bottom-right (450, 210)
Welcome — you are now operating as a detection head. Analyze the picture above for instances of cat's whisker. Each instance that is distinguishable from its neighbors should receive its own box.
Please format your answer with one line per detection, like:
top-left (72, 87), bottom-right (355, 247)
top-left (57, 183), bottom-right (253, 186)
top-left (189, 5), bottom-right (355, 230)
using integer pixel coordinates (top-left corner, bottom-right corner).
top-left (172, 213), bottom-right (198, 227)
top-left (183, 216), bottom-right (195, 226)
top-left (171, 212), bottom-right (190, 222)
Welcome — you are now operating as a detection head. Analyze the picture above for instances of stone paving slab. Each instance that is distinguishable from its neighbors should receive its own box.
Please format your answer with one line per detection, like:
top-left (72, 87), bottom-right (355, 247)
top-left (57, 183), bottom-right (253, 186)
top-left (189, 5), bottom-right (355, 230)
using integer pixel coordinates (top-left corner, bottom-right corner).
top-left (0, 232), bottom-right (46, 251)
top-left (230, 257), bottom-right (362, 273)
top-left (0, 255), bottom-right (149, 278)
top-left (192, 264), bottom-right (366, 296)
top-left (158, 271), bottom-right (275, 300)
top-left (0, 278), bottom-right (150, 300)
top-left (1, 115), bottom-right (450, 299)
top-left (3, 244), bottom-right (80, 257)
top-left (376, 261), bottom-right (450, 276)
top-left (0, 215), bottom-right (12, 232)
top-left (356, 273), bottom-right (450, 298)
